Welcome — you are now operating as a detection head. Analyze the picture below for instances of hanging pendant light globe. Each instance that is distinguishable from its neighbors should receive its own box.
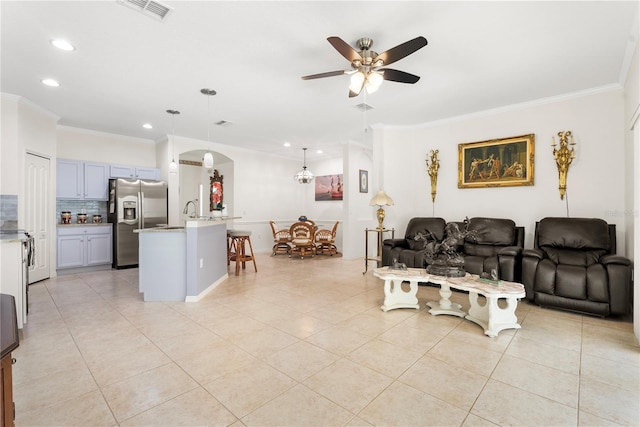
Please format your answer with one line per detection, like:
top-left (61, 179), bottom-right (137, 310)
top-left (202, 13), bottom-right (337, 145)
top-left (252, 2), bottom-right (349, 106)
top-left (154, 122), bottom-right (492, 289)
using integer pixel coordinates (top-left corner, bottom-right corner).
top-left (203, 152), bottom-right (214, 169)
top-left (294, 147), bottom-right (314, 184)
top-left (167, 109), bottom-right (180, 172)
top-left (201, 88), bottom-right (217, 171)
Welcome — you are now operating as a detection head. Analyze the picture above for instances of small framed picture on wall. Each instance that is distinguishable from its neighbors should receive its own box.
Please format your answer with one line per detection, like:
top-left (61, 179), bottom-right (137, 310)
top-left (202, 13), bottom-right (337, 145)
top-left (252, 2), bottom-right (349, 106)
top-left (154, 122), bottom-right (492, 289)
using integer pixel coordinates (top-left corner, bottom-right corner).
top-left (359, 170), bottom-right (368, 193)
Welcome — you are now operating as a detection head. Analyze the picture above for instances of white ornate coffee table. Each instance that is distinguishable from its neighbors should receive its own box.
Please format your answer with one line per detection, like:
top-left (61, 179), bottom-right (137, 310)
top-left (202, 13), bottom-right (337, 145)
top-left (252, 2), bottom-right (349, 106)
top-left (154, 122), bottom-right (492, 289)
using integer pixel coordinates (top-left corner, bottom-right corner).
top-left (372, 267), bottom-right (429, 311)
top-left (373, 267), bottom-right (526, 337)
top-left (428, 274), bottom-right (526, 337)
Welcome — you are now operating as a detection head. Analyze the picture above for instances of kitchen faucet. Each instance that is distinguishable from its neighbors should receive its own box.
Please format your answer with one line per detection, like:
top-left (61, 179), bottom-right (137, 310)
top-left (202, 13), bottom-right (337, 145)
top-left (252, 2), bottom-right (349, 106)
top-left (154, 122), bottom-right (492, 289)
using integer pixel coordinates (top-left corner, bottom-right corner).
top-left (183, 199), bottom-right (199, 218)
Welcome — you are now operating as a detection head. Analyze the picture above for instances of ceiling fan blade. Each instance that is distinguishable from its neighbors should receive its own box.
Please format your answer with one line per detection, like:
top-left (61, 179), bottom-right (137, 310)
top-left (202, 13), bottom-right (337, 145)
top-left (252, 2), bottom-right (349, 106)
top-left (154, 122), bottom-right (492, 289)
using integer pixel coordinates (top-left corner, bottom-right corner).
top-left (301, 70), bottom-right (347, 80)
top-left (327, 36), bottom-right (362, 63)
top-left (374, 36), bottom-right (428, 66)
top-left (380, 68), bottom-right (421, 84)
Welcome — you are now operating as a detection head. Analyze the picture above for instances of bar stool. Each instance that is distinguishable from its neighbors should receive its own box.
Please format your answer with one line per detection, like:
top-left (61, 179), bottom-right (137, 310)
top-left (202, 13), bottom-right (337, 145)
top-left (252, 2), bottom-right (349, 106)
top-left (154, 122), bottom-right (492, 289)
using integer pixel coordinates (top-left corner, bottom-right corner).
top-left (227, 229), bottom-right (237, 266)
top-left (227, 230), bottom-right (257, 275)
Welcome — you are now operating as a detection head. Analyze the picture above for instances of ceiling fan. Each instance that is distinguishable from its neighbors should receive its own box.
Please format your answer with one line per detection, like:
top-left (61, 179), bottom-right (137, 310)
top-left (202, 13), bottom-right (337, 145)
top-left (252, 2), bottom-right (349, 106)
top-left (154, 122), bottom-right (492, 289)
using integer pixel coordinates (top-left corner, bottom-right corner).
top-left (302, 36), bottom-right (428, 97)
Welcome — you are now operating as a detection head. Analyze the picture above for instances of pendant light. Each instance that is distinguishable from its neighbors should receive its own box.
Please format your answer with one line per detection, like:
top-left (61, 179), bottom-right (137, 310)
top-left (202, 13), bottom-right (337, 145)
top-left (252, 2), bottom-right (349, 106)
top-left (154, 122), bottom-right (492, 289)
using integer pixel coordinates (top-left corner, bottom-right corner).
top-left (201, 88), bottom-right (216, 170)
top-left (294, 147), bottom-right (314, 183)
top-left (167, 109), bottom-right (180, 172)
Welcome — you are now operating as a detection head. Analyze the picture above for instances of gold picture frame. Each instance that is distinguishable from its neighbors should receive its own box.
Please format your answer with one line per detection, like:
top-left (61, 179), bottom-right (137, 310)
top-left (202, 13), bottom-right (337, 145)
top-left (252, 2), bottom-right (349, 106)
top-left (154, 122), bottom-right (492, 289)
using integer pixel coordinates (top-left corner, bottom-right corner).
top-left (458, 134), bottom-right (535, 188)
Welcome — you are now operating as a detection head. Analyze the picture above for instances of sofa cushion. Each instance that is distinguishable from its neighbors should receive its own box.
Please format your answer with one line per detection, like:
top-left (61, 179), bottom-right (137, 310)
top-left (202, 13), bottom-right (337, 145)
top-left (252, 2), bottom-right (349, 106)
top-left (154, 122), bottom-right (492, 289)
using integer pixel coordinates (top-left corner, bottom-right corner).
top-left (466, 217), bottom-right (515, 245)
top-left (405, 217), bottom-right (447, 241)
top-left (543, 247), bottom-right (607, 267)
top-left (537, 218), bottom-right (610, 251)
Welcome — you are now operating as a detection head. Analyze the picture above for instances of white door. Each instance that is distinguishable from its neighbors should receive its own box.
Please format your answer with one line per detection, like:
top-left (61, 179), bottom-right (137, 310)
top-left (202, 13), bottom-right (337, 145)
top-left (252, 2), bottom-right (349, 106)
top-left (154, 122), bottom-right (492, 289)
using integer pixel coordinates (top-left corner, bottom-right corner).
top-left (26, 153), bottom-right (51, 283)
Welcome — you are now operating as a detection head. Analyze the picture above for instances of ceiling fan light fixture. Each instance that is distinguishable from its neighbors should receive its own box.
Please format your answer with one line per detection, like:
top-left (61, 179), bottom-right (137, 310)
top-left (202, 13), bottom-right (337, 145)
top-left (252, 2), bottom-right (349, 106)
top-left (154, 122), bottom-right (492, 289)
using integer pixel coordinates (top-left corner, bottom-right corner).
top-left (294, 147), bottom-right (314, 184)
top-left (349, 71), bottom-right (365, 93)
top-left (366, 71), bottom-right (384, 93)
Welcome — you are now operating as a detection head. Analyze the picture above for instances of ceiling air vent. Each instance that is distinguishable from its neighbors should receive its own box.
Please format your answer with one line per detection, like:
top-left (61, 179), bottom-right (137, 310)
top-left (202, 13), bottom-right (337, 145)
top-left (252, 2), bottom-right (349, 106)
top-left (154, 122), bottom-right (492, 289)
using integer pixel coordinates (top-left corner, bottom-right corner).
top-left (117, 0), bottom-right (173, 21)
top-left (354, 103), bottom-right (373, 112)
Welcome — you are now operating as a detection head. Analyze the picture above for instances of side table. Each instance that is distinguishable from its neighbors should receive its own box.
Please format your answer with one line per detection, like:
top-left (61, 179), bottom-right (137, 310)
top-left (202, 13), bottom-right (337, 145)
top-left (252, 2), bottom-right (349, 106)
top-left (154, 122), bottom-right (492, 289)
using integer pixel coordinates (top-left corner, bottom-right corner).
top-left (363, 227), bottom-right (394, 274)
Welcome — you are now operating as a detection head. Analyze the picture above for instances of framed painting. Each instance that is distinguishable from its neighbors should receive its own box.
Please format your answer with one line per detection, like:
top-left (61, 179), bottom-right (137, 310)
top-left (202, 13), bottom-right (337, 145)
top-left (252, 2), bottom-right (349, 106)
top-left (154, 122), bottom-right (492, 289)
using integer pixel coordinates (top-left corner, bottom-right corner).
top-left (458, 134), bottom-right (535, 188)
top-left (359, 170), bottom-right (368, 193)
top-left (315, 174), bottom-right (343, 201)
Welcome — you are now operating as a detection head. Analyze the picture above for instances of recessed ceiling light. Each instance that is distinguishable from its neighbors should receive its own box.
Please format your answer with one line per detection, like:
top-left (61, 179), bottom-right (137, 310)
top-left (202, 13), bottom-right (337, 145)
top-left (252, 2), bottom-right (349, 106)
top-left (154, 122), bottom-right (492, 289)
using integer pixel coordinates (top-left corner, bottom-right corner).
top-left (50, 39), bottom-right (75, 51)
top-left (142, 123), bottom-right (153, 129)
top-left (316, 150), bottom-right (323, 154)
top-left (283, 142), bottom-right (291, 147)
top-left (41, 78), bottom-right (60, 87)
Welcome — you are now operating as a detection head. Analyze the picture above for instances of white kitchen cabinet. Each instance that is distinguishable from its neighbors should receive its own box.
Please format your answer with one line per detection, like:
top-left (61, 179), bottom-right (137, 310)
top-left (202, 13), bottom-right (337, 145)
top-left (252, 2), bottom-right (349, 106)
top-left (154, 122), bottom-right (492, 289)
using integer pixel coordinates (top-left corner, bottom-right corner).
top-left (56, 159), bottom-right (83, 199)
top-left (110, 164), bottom-right (160, 180)
top-left (57, 225), bottom-right (112, 270)
top-left (109, 164), bottom-right (135, 178)
top-left (57, 159), bottom-right (109, 201)
top-left (135, 167), bottom-right (161, 180)
top-left (84, 162), bottom-right (109, 200)
top-left (57, 234), bottom-right (84, 268)
top-left (86, 232), bottom-right (112, 265)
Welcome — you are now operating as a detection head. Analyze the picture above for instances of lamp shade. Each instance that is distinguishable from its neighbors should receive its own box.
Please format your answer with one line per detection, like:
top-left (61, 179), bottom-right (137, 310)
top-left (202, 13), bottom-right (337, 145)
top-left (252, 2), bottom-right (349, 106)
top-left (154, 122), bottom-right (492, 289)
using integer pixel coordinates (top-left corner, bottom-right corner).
top-left (369, 190), bottom-right (394, 207)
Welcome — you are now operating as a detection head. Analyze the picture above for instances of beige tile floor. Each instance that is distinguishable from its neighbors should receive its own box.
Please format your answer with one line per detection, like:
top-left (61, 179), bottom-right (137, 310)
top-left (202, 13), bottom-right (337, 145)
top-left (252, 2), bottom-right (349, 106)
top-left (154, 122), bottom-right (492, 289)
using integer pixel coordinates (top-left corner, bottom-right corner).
top-left (12, 253), bottom-right (640, 426)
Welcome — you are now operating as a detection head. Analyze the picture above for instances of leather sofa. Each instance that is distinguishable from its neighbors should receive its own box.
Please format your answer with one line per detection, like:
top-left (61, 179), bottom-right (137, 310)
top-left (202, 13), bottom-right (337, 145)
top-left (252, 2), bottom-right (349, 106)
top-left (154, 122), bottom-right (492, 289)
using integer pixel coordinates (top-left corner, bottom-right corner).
top-left (382, 217), bottom-right (524, 282)
top-left (455, 217), bottom-right (524, 282)
top-left (382, 217), bottom-right (447, 268)
top-left (522, 217), bottom-right (632, 317)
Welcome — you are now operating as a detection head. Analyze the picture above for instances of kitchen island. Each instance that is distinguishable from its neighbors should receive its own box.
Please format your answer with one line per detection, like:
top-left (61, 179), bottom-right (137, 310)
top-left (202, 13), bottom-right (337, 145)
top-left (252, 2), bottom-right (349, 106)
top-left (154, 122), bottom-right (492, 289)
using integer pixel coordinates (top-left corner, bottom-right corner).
top-left (136, 219), bottom-right (234, 302)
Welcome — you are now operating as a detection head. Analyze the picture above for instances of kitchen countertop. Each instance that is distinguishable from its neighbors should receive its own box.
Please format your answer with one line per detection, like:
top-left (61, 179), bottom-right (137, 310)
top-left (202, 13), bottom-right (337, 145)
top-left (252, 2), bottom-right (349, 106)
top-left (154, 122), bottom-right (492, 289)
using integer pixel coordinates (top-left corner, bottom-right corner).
top-left (0, 231), bottom-right (29, 243)
top-left (57, 223), bottom-right (112, 227)
top-left (135, 217), bottom-right (241, 233)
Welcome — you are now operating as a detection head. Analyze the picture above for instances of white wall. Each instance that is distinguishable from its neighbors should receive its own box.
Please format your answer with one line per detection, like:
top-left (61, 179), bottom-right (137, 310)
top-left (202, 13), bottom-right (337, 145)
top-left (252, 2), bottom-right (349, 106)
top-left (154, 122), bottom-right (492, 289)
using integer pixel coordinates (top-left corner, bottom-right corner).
top-left (57, 126), bottom-right (156, 166)
top-left (1, 95), bottom-right (20, 195)
top-left (378, 88), bottom-right (628, 255)
top-left (1, 94), bottom-right (59, 278)
top-left (169, 135), bottom-right (311, 253)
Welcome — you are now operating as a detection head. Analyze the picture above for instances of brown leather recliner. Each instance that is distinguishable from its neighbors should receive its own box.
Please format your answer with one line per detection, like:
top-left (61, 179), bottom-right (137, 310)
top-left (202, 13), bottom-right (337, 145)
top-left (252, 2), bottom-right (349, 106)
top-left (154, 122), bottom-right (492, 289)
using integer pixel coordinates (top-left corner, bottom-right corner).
top-left (522, 217), bottom-right (632, 317)
top-left (456, 217), bottom-right (524, 282)
top-left (382, 217), bottom-right (447, 268)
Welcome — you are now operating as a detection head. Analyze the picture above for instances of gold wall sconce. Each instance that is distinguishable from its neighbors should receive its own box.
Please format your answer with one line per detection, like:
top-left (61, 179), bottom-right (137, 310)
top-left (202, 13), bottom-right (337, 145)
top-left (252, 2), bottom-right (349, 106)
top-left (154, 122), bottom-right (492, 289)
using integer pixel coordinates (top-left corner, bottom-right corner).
top-left (425, 149), bottom-right (440, 203)
top-left (552, 130), bottom-right (576, 200)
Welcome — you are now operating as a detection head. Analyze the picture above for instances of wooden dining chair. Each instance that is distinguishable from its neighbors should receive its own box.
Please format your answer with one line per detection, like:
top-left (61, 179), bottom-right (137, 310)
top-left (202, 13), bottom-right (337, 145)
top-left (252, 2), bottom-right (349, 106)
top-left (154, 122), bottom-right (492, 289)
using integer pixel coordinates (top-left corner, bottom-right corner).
top-left (269, 220), bottom-right (291, 256)
top-left (289, 221), bottom-right (316, 259)
top-left (315, 221), bottom-right (339, 255)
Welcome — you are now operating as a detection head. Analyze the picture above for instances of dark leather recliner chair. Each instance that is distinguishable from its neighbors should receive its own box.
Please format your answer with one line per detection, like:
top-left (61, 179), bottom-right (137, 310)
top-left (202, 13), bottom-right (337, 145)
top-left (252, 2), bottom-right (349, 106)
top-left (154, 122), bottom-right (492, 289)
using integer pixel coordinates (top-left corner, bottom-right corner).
top-left (522, 217), bottom-right (632, 317)
top-left (457, 217), bottom-right (524, 282)
top-left (382, 217), bottom-right (447, 268)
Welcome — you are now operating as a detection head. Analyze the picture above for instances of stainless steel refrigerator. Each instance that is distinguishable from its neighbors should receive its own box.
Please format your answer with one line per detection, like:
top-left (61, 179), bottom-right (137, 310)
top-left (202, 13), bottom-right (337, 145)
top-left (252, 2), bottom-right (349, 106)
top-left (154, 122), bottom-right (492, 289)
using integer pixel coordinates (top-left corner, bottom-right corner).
top-left (108, 178), bottom-right (168, 268)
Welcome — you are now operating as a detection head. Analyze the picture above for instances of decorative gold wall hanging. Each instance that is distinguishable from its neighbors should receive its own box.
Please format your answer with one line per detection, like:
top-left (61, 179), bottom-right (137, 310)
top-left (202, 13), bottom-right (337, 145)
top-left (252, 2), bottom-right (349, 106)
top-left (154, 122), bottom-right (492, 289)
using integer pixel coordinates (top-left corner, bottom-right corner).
top-left (552, 130), bottom-right (576, 200)
top-left (425, 149), bottom-right (440, 202)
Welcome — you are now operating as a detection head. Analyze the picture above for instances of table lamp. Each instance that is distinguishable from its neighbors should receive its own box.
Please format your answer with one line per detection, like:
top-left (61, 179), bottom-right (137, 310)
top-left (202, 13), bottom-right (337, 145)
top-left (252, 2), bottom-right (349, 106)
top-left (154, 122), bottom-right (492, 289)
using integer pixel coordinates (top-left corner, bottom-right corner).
top-left (369, 190), bottom-right (394, 230)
